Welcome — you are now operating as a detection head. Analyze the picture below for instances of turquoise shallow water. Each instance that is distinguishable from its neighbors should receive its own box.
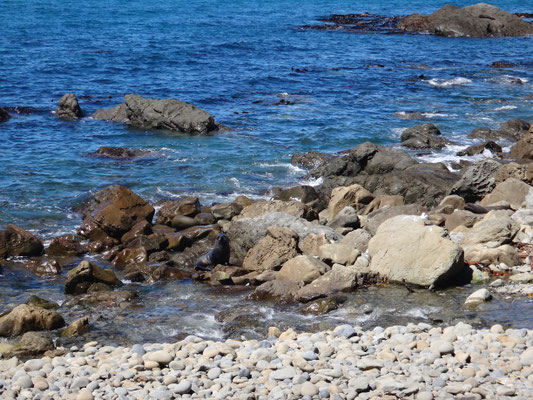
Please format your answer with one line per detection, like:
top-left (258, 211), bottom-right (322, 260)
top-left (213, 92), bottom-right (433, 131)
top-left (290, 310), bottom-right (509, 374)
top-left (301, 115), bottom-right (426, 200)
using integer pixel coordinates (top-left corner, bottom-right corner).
top-left (0, 1), bottom-right (532, 343)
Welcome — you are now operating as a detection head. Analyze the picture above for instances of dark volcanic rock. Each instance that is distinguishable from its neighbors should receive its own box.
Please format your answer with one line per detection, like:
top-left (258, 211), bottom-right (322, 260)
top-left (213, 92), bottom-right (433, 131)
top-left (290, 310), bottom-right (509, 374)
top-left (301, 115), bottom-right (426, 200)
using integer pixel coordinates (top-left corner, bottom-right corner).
top-left (0, 107), bottom-right (10, 122)
top-left (79, 185), bottom-right (155, 241)
top-left (92, 103), bottom-right (128, 122)
top-left (91, 146), bottom-right (151, 159)
top-left (0, 224), bottom-right (44, 258)
top-left (398, 4), bottom-right (533, 38)
top-left (300, 13), bottom-right (402, 34)
top-left (56, 93), bottom-right (83, 120)
top-left (401, 123), bottom-right (450, 149)
top-left (456, 141), bottom-right (502, 157)
top-left (125, 94), bottom-right (220, 135)
top-left (449, 159), bottom-right (501, 202)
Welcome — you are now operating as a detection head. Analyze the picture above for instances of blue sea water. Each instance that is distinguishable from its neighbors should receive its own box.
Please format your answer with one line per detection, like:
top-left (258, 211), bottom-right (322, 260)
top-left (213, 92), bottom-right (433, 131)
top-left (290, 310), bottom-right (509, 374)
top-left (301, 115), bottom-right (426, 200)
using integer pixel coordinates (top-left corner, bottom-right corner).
top-left (0, 1), bottom-right (533, 343)
top-left (1, 0), bottom-right (532, 236)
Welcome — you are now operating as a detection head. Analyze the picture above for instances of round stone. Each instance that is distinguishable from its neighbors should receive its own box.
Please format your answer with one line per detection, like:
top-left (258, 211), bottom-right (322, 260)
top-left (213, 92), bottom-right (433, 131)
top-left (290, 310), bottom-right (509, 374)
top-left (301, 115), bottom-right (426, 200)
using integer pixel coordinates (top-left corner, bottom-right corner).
top-left (301, 382), bottom-right (318, 396)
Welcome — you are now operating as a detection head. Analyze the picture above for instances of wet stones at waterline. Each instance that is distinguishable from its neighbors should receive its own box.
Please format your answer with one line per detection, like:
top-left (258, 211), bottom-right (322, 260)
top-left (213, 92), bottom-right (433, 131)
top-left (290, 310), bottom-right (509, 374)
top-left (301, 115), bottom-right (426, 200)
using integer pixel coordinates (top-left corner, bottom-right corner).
top-left (64, 260), bottom-right (122, 295)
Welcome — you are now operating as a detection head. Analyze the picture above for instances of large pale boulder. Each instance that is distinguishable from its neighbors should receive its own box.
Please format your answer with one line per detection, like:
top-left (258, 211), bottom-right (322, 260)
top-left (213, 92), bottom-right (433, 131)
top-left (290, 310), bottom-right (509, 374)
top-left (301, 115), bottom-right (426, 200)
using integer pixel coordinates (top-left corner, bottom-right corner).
top-left (242, 227), bottom-right (299, 272)
top-left (368, 215), bottom-right (465, 287)
top-left (480, 178), bottom-right (531, 209)
top-left (0, 305), bottom-right (65, 337)
top-left (365, 204), bottom-right (425, 236)
top-left (277, 255), bottom-right (329, 283)
top-left (327, 185), bottom-right (374, 221)
top-left (224, 212), bottom-right (342, 265)
top-left (464, 244), bottom-right (520, 267)
top-left (461, 216), bottom-right (519, 248)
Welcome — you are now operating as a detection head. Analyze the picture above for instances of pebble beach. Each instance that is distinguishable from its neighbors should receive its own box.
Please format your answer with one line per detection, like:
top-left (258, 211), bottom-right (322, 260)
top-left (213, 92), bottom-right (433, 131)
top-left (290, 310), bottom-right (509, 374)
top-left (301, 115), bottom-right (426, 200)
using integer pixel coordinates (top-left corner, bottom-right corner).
top-left (2, 322), bottom-right (533, 400)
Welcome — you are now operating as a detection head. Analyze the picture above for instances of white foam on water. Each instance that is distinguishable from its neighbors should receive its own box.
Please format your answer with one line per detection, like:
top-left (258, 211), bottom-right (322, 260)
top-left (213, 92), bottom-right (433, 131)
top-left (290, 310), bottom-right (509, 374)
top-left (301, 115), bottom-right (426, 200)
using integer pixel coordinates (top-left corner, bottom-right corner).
top-left (421, 112), bottom-right (456, 118)
top-left (492, 75), bottom-right (529, 84)
top-left (426, 77), bottom-right (472, 87)
top-left (256, 162), bottom-right (306, 175)
top-left (491, 105), bottom-right (518, 111)
top-left (229, 177), bottom-right (241, 189)
top-left (391, 127), bottom-right (407, 136)
top-left (300, 176), bottom-right (323, 187)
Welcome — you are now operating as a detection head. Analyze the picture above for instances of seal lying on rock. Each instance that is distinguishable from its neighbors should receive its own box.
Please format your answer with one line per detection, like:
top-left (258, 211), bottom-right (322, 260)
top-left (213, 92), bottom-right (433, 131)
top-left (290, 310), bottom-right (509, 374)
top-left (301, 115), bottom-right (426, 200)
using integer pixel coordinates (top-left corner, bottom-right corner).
top-left (194, 233), bottom-right (230, 271)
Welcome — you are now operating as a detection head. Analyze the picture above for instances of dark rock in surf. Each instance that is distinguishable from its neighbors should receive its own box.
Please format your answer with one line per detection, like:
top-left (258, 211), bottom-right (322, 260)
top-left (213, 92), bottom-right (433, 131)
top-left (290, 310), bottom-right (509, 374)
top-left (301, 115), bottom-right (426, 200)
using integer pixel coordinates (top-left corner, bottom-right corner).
top-left (91, 146), bottom-right (151, 159)
top-left (400, 123), bottom-right (450, 149)
top-left (398, 4), bottom-right (533, 38)
top-left (0, 107), bottom-right (10, 122)
top-left (92, 103), bottom-right (128, 122)
top-left (56, 93), bottom-right (83, 120)
top-left (45, 234), bottom-right (87, 257)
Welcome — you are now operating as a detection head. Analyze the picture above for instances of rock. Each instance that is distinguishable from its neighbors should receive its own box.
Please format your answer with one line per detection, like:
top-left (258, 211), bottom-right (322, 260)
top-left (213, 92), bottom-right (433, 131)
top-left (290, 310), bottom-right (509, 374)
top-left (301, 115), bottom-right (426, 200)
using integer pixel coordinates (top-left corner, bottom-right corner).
top-left (464, 244), bottom-right (520, 266)
top-left (112, 247), bottom-right (148, 269)
top-left (319, 243), bottom-right (359, 265)
top-left (327, 206), bottom-right (360, 229)
top-left (171, 237), bottom-right (217, 269)
top-left (277, 255), bottom-right (329, 283)
top-left (25, 295), bottom-right (59, 310)
top-left (10, 331), bottom-right (55, 357)
top-left (194, 212), bottom-right (215, 225)
top-left (450, 159), bottom-right (501, 202)
top-left (211, 202), bottom-right (243, 220)
top-left (156, 197), bottom-right (200, 225)
top-left (295, 264), bottom-right (370, 302)
top-left (45, 234), bottom-right (87, 257)
top-left (164, 232), bottom-right (192, 251)
top-left (60, 317), bottom-right (90, 337)
top-left (401, 123), bottom-right (448, 149)
top-left (24, 259), bottom-right (62, 276)
top-left (468, 118), bottom-right (530, 141)
top-left (327, 185), bottom-right (374, 221)
top-left (271, 367), bottom-right (297, 380)
top-left (238, 200), bottom-right (317, 221)
top-left (121, 220), bottom-right (153, 244)
top-left (173, 380), bottom-right (192, 395)
top-left (92, 103), bottom-right (128, 122)
top-left (291, 151), bottom-right (337, 170)
top-left (464, 288), bottom-right (492, 307)
top-left (509, 272), bottom-right (533, 283)
top-left (251, 280), bottom-right (304, 302)
top-left (273, 185), bottom-right (318, 204)
top-left (434, 195), bottom-right (465, 214)
top-left (457, 141), bottom-right (502, 157)
top-left (496, 162), bottom-right (533, 185)
top-left (224, 212), bottom-right (342, 265)
top-left (91, 146), bottom-right (150, 159)
top-left (480, 178), bottom-right (531, 209)
top-left (462, 216), bottom-right (519, 248)
top-left (362, 195), bottom-right (404, 215)
top-left (365, 204), bottom-right (425, 236)
top-left (66, 289), bottom-right (137, 307)
top-left (64, 260), bottom-right (122, 294)
top-left (56, 93), bottom-right (83, 120)
top-left (0, 107), bottom-right (10, 122)
top-left (79, 185), bottom-right (155, 240)
top-left (124, 94), bottom-right (220, 135)
top-left (171, 215), bottom-right (197, 230)
top-left (77, 388), bottom-right (94, 400)
top-left (0, 304), bottom-right (65, 337)
top-left (445, 210), bottom-right (482, 232)
top-left (340, 229), bottom-right (372, 252)
top-left (398, 4), bottom-right (533, 37)
top-left (144, 350), bottom-right (173, 365)
top-left (242, 227), bottom-right (299, 272)
top-left (368, 215), bottom-right (466, 287)
top-left (299, 297), bottom-right (341, 315)
top-left (0, 224), bottom-right (44, 257)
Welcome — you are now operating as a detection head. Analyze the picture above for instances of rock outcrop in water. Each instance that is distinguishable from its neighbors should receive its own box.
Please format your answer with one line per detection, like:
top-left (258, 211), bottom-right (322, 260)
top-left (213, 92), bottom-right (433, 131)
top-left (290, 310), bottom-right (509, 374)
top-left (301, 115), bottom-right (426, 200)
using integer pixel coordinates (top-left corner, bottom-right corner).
top-left (55, 93), bottom-right (83, 120)
top-left (0, 107), bottom-right (10, 122)
top-left (398, 3), bottom-right (533, 38)
top-left (93, 94), bottom-right (226, 135)
top-left (0, 224), bottom-right (43, 258)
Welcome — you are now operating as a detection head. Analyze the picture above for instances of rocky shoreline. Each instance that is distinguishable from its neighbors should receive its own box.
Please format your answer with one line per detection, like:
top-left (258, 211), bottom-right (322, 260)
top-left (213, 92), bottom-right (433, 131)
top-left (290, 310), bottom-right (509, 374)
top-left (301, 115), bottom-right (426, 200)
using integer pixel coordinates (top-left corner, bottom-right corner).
top-left (1, 322), bottom-right (532, 399)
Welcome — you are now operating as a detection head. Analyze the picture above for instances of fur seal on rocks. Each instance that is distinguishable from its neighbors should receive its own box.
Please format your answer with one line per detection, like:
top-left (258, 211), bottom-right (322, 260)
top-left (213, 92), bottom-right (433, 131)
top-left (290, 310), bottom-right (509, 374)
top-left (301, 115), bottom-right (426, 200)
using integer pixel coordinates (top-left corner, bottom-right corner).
top-left (194, 233), bottom-right (230, 271)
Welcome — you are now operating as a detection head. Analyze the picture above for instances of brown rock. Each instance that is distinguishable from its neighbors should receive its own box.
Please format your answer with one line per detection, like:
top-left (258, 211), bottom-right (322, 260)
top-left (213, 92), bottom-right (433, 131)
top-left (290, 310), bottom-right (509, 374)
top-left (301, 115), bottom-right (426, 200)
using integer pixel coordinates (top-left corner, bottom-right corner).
top-left (327, 184), bottom-right (374, 221)
top-left (239, 200), bottom-right (318, 221)
top-left (480, 178), bottom-right (531, 209)
top-left (299, 233), bottom-right (330, 257)
top-left (79, 185), bottom-right (155, 240)
top-left (277, 255), bottom-right (329, 283)
top-left (211, 202), bottom-right (243, 220)
top-left (10, 331), bottom-right (55, 357)
top-left (25, 259), bottom-right (61, 276)
top-left (45, 234), bottom-right (87, 257)
top-left (464, 244), bottom-right (520, 267)
top-left (242, 227), bottom-right (299, 272)
top-left (0, 304), bottom-right (65, 337)
top-left (251, 280), bottom-right (304, 302)
top-left (445, 210), bottom-right (483, 232)
top-left (25, 296), bottom-right (59, 310)
top-left (164, 232), bottom-right (192, 251)
top-left (64, 260), bottom-right (122, 294)
top-left (125, 233), bottom-right (168, 254)
top-left (66, 290), bottom-right (137, 308)
top-left (496, 162), bottom-right (533, 184)
top-left (194, 212), bottom-right (216, 225)
top-left (180, 225), bottom-right (219, 242)
top-left (121, 220), bottom-right (153, 244)
top-left (112, 247), bottom-right (148, 269)
top-left (434, 195), bottom-right (465, 214)
top-left (362, 195), bottom-right (404, 216)
top-left (60, 317), bottom-right (90, 337)
top-left (0, 224), bottom-right (44, 257)
top-left (156, 197), bottom-right (200, 225)
top-left (273, 186), bottom-right (318, 204)
top-left (510, 134), bottom-right (533, 161)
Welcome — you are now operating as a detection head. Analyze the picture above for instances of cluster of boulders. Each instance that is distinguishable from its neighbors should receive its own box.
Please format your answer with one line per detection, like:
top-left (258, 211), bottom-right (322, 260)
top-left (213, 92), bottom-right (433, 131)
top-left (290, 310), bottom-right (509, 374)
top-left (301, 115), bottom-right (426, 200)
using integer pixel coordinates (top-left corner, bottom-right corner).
top-left (50, 92), bottom-right (226, 135)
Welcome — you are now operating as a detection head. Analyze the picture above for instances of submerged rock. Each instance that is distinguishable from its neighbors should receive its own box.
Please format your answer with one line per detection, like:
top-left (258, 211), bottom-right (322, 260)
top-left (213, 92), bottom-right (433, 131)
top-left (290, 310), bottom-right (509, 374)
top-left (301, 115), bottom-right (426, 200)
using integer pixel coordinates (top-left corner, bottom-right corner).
top-left (56, 93), bottom-right (83, 120)
top-left (91, 146), bottom-right (151, 159)
top-left (398, 4), bottom-right (533, 38)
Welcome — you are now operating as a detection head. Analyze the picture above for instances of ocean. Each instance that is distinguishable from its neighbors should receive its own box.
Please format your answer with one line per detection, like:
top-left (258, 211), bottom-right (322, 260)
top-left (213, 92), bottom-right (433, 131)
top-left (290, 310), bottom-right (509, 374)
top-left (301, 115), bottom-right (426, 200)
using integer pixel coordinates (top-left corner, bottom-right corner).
top-left (0, 0), bottom-right (532, 343)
